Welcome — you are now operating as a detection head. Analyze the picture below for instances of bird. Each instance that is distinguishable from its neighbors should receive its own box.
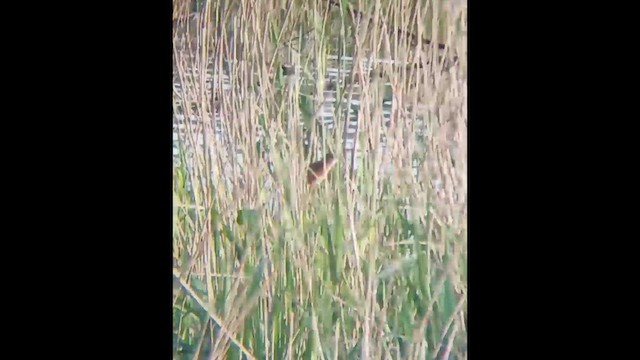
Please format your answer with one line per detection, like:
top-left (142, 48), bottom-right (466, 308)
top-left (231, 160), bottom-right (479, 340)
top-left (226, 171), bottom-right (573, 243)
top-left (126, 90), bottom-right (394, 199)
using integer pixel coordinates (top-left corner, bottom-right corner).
top-left (307, 152), bottom-right (337, 187)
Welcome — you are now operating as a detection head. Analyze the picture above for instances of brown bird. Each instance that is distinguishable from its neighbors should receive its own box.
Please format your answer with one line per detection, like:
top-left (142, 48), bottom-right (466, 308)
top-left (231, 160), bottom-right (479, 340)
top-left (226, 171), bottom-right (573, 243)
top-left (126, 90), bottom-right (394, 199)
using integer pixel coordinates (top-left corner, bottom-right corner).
top-left (307, 152), bottom-right (337, 187)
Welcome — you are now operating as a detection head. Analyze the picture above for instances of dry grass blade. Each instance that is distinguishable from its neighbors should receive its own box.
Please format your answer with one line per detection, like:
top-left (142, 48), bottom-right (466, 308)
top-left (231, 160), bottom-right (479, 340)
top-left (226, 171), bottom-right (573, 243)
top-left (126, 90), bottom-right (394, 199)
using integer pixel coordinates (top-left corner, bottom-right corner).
top-left (173, 268), bottom-right (256, 360)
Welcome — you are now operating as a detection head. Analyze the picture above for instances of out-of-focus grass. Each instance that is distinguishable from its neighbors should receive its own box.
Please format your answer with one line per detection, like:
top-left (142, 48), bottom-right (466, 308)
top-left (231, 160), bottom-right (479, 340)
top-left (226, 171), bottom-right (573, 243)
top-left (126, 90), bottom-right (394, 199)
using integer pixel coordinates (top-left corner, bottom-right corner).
top-left (173, 0), bottom-right (466, 359)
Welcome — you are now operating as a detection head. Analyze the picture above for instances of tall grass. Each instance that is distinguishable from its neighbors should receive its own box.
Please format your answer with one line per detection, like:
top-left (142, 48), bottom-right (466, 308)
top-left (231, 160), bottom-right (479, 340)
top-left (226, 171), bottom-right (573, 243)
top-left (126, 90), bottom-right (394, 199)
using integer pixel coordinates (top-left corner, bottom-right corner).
top-left (173, 0), bottom-right (467, 359)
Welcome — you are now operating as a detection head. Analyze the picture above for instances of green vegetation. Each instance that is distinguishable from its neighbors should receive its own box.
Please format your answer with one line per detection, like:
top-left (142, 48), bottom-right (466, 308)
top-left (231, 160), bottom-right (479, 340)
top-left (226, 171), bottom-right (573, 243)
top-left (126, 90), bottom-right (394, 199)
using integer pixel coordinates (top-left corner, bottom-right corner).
top-left (173, 0), bottom-right (467, 358)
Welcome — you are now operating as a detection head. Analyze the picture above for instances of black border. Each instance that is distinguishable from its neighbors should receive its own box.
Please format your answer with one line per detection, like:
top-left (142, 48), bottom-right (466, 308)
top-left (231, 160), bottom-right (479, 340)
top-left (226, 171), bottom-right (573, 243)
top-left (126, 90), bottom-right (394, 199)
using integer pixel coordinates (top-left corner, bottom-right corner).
top-left (29, 1), bottom-right (174, 356)
top-left (466, 1), bottom-right (599, 357)
top-left (101, 3), bottom-right (174, 355)
top-left (467, 0), bottom-right (567, 356)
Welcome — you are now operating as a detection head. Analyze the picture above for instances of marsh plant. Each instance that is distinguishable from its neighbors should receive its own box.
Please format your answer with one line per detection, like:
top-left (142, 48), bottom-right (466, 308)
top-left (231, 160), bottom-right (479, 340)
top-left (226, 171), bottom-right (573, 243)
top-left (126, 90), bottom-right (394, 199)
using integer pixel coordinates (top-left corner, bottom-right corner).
top-left (173, 0), bottom-right (467, 359)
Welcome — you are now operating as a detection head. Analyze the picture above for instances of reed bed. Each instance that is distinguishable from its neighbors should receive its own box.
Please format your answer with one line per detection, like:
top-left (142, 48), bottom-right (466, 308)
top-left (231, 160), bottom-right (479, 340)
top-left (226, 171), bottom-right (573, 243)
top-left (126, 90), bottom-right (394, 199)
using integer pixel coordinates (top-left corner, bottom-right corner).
top-left (173, 0), bottom-right (467, 358)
